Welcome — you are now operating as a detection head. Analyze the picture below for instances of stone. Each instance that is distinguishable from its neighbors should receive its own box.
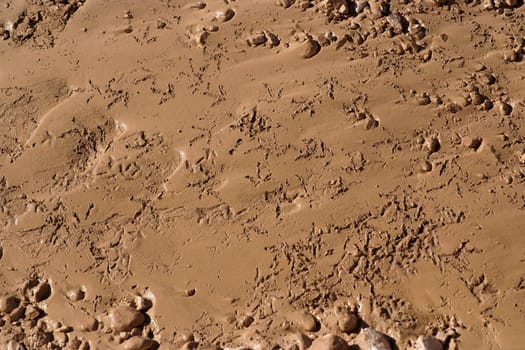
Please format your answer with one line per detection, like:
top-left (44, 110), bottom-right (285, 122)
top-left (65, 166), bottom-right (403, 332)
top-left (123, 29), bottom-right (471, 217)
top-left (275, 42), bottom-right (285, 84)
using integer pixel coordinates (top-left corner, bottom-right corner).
top-left (118, 336), bottom-right (155, 350)
top-left (310, 334), bottom-right (348, 350)
top-left (215, 8), bottom-right (235, 22)
top-left (0, 295), bottom-right (20, 314)
top-left (8, 305), bottom-right (26, 322)
top-left (191, 2), bottom-right (206, 9)
top-left (67, 288), bottom-right (85, 302)
top-left (334, 306), bottom-right (359, 333)
top-left (7, 340), bottom-right (27, 350)
top-left (414, 336), bottom-right (443, 350)
top-left (241, 315), bottom-right (254, 328)
top-left (264, 31), bottom-right (280, 48)
top-left (107, 306), bottom-right (146, 332)
top-left (296, 311), bottom-right (319, 332)
top-left (417, 96), bottom-right (431, 106)
top-left (278, 0), bottom-right (295, 8)
top-left (302, 40), bottom-right (321, 59)
top-left (33, 281), bottom-right (52, 302)
top-left (495, 100), bottom-right (512, 116)
top-left (247, 31), bottom-right (267, 47)
top-left (24, 305), bottom-right (41, 320)
top-left (362, 328), bottom-right (392, 350)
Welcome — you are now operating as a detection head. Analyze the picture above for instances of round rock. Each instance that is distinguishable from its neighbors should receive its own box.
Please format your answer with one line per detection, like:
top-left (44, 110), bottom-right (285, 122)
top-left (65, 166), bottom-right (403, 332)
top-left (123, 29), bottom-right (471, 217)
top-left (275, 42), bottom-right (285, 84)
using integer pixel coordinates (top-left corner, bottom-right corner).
top-left (134, 296), bottom-right (153, 311)
top-left (301, 40), bottom-right (321, 59)
top-left (67, 288), bottom-right (85, 302)
top-left (310, 334), bottom-right (349, 350)
top-left (107, 306), bottom-right (146, 332)
top-left (277, 0), bottom-right (295, 8)
top-left (0, 295), bottom-right (20, 314)
top-left (33, 281), bottom-right (52, 302)
top-left (362, 328), bottom-right (391, 350)
top-left (215, 8), bottom-right (235, 22)
top-left (247, 31), bottom-right (267, 47)
top-left (118, 336), bottom-right (155, 350)
top-left (334, 306), bottom-right (359, 333)
top-left (495, 101), bottom-right (512, 116)
top-left (296, 311), bottom-right (320, 332)
top-left (414, 336), bottom-right (443, 350)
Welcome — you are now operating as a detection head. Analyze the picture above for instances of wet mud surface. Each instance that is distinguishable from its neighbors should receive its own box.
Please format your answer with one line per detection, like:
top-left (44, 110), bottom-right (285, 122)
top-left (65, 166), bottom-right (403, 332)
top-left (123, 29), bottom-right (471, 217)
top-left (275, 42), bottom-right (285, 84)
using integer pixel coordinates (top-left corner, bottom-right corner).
top-left (1, 0), bottom-right (525, 349)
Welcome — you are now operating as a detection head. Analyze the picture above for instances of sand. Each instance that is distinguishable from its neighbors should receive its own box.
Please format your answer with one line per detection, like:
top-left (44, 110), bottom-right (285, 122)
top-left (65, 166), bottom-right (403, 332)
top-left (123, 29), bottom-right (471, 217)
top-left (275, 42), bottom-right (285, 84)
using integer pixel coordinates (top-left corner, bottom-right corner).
top-left (0, 0), bottom-right (524, 349)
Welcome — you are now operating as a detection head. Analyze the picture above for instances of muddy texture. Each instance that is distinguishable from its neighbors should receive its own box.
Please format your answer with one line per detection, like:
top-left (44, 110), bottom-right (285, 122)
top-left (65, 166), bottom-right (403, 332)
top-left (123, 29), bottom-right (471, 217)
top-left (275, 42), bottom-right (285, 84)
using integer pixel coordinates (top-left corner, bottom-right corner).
top-left (1, 0), bottom-right (525, 349)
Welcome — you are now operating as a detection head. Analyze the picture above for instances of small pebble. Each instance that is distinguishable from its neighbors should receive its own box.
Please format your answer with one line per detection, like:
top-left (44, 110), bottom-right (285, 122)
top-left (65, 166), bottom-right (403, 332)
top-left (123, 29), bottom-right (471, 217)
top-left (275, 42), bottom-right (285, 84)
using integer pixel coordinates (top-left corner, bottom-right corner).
top-left (8, 305), bottom-right (26, 322)
top-left (80, 317), bottom-right (99, 332)
top-left (414, 335), bottom-right (443, 350)
top-left (277, 0), bottom-right (295, 8)
top-left (67, 288), bottom-right (85, 302)
top-left (288, 332), bottom-right (313, 350)
top-left (134, 296), bottom-right (153, 311)
top-left (424, 136), bottom-right (440, 155)
top-left (472, 63), bottom-right (486, 72)
top-left (247, 31), bottom-right (267, 47)
top-left (191, 2), bottom-right (207, 9)
top-left (54, 332), bottom-right (68, 347)
top-left (309, 334), bottom-right (349, 350)
top-left (215, 8), bottom-right (235, 22)
top-left (495, 100), bottom-right (512, 116)
top-left (420, 161), bottom-right (432, 173)
top-left (33, 281), bottom-right (52, 302)
top-left (264, 31), bottom-right (280, 47)
top-left (296, 311), bottom-right (319, 332)
top-left (205, 25), bottom-right (219, 32)
top-left (0, 295), bottom-right (20, 314)
top-left (463, 136), bottom-right (482, 151)
top-left (480, 99), bottom-right (493, 111)
top-left (181, 341), bottom-right (199, 350)
top-left (118, 336), bottom-right (155, 350)
top-left (417, 96), bottom-right (431, 106)
top-left (302, 40), bottom-right (321, 59)
top-left (334, 306), bottom-right (359, 333)
top-left (7, 340), bottom-right (26, 350)
top-left (24, 305), bottom-right (41, 320)
top-left (107, 306), bottom-right (145, 332)
top-left (446, 102), bottom-right (461, 113)
top-left (362, 328), bottom-right (392, 350)
top-left (241, 315), bottom-right (254, 328)
top-left (469, 91), bottom-right (484, 105)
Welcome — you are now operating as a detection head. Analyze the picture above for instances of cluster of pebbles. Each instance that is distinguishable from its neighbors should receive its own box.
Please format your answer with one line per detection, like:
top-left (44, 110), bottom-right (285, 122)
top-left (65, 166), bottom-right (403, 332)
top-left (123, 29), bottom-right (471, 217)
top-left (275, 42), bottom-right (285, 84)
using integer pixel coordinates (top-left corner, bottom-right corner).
top-left (216, 303), bottom-right (455, 350)
top-left (0, 279), bottom-right (456, 350)
top-left (0, 279), bottom-right (159, 350)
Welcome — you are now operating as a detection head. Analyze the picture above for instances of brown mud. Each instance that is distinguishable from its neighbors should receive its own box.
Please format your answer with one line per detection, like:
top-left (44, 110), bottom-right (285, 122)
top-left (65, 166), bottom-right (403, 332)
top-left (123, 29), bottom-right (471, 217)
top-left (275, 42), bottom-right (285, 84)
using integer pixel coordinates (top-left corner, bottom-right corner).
top-left (1, 0), bottom-right (524, 349)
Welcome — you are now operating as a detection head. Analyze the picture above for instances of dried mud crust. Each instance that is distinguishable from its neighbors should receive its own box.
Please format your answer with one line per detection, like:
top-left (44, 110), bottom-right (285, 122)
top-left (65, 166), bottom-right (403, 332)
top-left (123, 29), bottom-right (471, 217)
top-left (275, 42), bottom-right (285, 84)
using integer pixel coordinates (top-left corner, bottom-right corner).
top-left (1, 0), bottom-right (525, 349)
top-left (0, 0), bottom-right (86, 48)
